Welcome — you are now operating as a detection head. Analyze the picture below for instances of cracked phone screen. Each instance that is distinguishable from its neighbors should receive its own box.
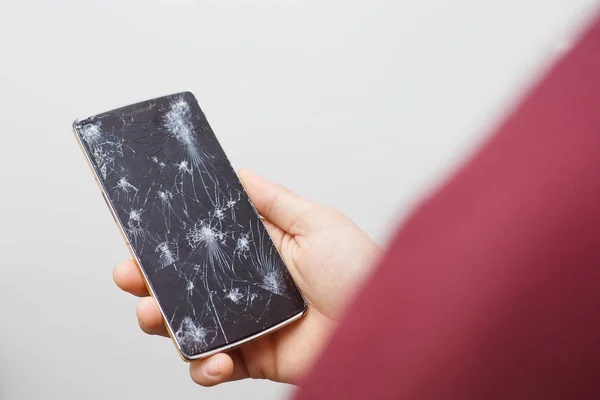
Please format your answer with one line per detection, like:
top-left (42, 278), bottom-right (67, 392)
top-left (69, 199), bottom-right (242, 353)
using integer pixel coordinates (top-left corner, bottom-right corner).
top-left (74, 92), bottom-right (306, 359)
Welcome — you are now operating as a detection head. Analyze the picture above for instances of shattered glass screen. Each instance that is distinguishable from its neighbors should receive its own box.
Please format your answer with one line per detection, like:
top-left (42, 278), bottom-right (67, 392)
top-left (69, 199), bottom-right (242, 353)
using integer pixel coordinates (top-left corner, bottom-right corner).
top-left (74, 92), bottom-right (306, 359)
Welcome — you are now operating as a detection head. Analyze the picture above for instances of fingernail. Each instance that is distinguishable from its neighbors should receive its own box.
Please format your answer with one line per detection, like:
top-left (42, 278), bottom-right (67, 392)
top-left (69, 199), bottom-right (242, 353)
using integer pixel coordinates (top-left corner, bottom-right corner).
top-left (205, 358), bottom-right (221, 377)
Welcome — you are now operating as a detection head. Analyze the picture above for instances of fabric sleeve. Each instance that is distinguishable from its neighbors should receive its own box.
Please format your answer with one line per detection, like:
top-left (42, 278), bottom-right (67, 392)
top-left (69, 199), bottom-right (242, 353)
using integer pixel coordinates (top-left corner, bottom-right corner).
top-left (293, 15), bottom-right (600, 400)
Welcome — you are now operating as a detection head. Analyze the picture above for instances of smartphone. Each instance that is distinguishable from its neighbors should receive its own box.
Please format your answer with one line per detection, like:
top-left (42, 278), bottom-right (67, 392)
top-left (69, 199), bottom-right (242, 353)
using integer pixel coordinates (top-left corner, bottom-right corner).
top-left (73, 91), bottom-right (307, 360)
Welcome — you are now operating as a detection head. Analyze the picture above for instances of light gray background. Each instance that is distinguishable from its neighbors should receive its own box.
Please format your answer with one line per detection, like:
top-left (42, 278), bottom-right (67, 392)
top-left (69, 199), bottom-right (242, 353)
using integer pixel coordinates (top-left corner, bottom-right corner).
top-left (0, 1), bottom-right (597, 399)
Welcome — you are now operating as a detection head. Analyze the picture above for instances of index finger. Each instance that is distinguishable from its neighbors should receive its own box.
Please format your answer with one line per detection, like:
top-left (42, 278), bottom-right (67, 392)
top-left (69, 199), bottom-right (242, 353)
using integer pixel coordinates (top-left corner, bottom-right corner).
top-left (113, 259), bottom-right (149, 297)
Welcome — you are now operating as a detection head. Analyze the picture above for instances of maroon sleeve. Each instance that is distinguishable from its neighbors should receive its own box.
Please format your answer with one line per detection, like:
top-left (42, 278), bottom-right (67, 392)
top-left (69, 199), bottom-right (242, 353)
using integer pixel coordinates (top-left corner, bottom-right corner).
top-left (293, 16), bottom-right (600, 400)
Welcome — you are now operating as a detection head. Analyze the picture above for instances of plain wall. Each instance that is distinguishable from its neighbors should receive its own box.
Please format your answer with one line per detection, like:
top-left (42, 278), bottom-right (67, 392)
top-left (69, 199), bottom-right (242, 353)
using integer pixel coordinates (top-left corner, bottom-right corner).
top-left (0, 1), bottom-right (597, 398)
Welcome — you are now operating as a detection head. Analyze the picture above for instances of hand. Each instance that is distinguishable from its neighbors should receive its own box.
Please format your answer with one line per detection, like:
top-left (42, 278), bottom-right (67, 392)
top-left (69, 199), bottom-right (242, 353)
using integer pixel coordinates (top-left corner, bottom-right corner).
top-left (113, 168), bottom-right (382, 386)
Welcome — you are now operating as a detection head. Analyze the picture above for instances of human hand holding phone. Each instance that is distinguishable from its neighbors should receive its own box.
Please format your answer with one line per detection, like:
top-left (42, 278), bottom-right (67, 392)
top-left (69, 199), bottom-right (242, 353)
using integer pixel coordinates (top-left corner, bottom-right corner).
top-left (114, 168), bottom-right (382, 386)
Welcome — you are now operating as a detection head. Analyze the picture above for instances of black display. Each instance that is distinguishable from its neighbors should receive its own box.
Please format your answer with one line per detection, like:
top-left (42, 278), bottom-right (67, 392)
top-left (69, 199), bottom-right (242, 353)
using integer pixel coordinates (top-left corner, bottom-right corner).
top-left (73, 92), bottom-right (306, 359)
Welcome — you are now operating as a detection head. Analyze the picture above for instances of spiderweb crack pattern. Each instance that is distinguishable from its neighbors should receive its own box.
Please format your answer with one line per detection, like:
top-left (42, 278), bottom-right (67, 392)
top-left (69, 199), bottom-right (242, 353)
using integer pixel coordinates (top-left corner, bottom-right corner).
top-left (75, 92), bottom-right (305, 358)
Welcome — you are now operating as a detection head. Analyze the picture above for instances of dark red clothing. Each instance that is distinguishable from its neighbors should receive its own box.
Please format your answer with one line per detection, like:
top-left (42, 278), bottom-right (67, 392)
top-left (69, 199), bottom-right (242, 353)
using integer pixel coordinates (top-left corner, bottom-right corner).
top-left (294, 15), bottom-right (600, 400)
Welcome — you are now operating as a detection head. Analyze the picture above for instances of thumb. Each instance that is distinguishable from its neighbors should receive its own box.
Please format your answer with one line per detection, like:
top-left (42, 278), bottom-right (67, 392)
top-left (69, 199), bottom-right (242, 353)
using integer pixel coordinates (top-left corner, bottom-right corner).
top-left (237, 168), bottom-right (315, 235)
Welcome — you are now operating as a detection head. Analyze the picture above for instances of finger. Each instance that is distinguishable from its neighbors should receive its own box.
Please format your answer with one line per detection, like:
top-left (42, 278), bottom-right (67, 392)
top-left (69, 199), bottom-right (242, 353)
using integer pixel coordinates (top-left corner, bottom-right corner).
top-left (113, 259), bottom-right (149, 297)
top-left (238, 168), bottom-right (315, 235)
top-left (136, 297), bottom-right (168, 337)
top-left (189, 353), bottom-right (235, 387)
top-left (262, 218), bottom-right (285, 251)
top-left (262, 215), bottom-right (302, 284)
top-left (225, 349), bottom-right (250, 382)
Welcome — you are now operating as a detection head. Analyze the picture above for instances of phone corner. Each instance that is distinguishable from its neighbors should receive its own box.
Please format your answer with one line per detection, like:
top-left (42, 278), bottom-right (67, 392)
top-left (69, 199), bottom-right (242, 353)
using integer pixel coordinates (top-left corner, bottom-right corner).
top-left (181, 89), bottom-right (201, 107)
top-left (71, 116), bottom-right (89, 134)
top-left (177, 349), bottom-right (194, 363)
top-left (301, 300), bottom-right (309, 314)
top-left (297, 301), bottom-right (309, 320)
top-left (182, 89), bottom-right (197, 99)
top-left (71, 118), bottom-right (82, 131)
